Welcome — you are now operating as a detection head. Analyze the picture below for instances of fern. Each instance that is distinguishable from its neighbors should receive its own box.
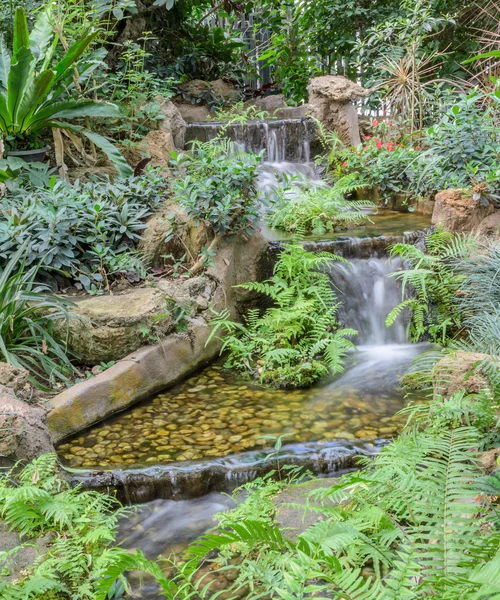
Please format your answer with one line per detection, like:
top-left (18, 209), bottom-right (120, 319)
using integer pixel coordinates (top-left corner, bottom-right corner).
top-left (207, 242), bottom-right (356, 388)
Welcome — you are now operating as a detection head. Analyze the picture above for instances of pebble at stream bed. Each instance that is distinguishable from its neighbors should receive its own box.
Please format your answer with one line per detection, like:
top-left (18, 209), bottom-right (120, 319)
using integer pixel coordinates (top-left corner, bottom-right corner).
top-left (57, 360), bottom-right (419, 469)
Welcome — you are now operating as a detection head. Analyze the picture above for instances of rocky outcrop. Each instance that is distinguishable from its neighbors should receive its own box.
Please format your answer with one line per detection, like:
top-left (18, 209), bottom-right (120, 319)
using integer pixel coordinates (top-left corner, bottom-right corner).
top-left (432, 351), bottom-right (492, 399)
top-left (307, 75), bottom-right (368, 146)
top-left (173, 79), bottom-right (239, 123)
top-left (138, 202), bottom-right (212, 267)
top-left (432, 189), bottom-right (496, 234)
top-left (0, 363), bottom-right (29, 395)
top-left (244, 94), bottom-right (310, 120)
top-left (60, 288), bottom-right (174, 364)
top-left (48, 231), bottom-right (270, 441)
top-left (127, 130), bottom-right (175, 172)
top-left (476, 211), bottom-right (500, 239)
top-left (0, 388), bottom-right (55, 463)
top-left (156, 98), bottom-right (187, 149)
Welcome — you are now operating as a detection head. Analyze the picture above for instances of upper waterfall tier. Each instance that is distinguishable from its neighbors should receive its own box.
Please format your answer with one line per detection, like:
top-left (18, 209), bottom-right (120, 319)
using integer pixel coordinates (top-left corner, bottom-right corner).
top-left (185, 118), bottom-right (318, 162)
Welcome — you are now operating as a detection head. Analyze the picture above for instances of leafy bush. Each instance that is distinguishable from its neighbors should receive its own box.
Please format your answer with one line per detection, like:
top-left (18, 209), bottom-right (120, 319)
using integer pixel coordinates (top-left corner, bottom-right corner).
top-left (0, 171), bottom-right (166, 293)
top-left (0, 454), bottom-right (131, 599)
top-left (386, 230), bottom-right (477, 344)
top-left (266, 173), bottom-right (373, 236)
top-left (0, 247), bottom-right (75, 388)
top-left (340, 119), bottom-right (422, 196)
top-left (207, 242), bottom-right (356, 388)
top-left (171, 139), bottom-right (263, 240)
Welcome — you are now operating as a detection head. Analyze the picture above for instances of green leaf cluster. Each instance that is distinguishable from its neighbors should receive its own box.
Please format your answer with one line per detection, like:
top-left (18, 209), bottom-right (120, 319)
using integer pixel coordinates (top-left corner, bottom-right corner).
top-left (207, 242), bottom-right (356, 388)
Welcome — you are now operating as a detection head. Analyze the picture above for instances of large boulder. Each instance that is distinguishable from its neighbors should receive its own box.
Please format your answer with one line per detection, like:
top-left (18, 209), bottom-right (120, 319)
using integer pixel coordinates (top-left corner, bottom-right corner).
top-left (432, 351), bottom-right (492, 399)
top-left (175, 104), bottom-right (211, 124)
top-left (173, 79), bottom-right (240, 123)
top-left (307, 75), bottom-right (368, 146)
top-left (244, 94), bottom-right (310, 120)
top-left (61, 288), bottom-right (174, 364)
top-left (127, 130), bottom-right (175, 172)
top-left (156, 98), bottom-right (187, 149)
top-left (476, 211), bottom-right (500, 239)
top-left (0, 389), bottom-right (54, 463)
top-left (211, 78), bottom-right (238, 103)
top-left (138, 202), bottom-right (212, 267)
top-left (432, 189), bottom-right (495, 234)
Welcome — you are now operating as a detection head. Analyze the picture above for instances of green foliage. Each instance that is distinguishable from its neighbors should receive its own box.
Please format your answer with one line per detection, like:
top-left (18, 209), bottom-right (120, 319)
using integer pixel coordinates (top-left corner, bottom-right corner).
top-left (386, 230), bottom-right (477, 343)
top-left (0, 170), bottom-right (165, 292)
top-left (0, 7), bottom-right (132, 177)
top-left (412, 88), bottom-right (500, 196)
top-left (267, 173), bottom-right (373, 235)
top-left (171, 139), bottom-right (262, 239)
top-left (0, 454), bottom-right (133, 600)
top-left (0, 246), bottom-right (75, 387)
top-left (207, 242), bottom-right (356, 388)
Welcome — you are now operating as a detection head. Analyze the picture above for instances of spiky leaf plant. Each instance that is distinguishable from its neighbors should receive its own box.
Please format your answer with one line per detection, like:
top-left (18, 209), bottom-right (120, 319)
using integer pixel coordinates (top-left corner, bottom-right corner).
top-left (267, 173), bottom-right (373, 236)
top-left (206, 242), bottom-right (356, 388)
top-left (0, 245), bottom-right (76, 388)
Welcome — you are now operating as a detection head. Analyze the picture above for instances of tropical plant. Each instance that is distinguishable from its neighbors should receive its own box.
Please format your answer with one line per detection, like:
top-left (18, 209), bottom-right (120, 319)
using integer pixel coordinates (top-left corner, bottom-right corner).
top-left (267, 173), bottom-right (374, 236)
top-left (207, 242), bottom-right (356, 388)
top-left (0, 246), bottom-right (75, 388)
top-left (0, 7), bottom-right (132, 176)
top-left (386, 230), bottom-right (477, 343)
top-left (0, 453), bottom-right (133, 600)
top-left (0, 170), bottom-right (165, 292)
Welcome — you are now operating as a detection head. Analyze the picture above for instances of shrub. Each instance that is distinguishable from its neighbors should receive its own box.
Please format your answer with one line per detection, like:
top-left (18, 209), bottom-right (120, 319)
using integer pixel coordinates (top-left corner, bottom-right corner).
top-left (341, 119), bottom-right (422, 197)
top-left (267, 173), bottom-right (374, 236)
top-left (412, 90), bottom-right (500, 197)
top-left (0, 171), bottom-right (166, 293)
top-left (0, 247), bottom-right (75, 388)
top-left (207, 242), bottom-right (356, 388)
top-left (171, 139), bottom-right (263, 239)
top-left (0, 454), bottom-right (131, 599)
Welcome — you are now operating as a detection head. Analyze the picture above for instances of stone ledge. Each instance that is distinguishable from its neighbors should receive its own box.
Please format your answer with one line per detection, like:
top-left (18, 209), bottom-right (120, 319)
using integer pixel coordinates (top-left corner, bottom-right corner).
top-left (48, 321), bottom-right (220, 443)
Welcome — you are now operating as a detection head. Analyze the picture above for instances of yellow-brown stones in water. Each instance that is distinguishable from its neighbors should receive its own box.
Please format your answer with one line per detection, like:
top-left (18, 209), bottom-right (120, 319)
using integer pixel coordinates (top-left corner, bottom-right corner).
top-left (57, 362), bottom-right (420, 469)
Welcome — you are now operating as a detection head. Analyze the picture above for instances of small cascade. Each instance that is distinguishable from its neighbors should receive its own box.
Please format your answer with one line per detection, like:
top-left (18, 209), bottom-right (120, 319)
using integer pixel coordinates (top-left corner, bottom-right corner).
top-left (329, 258), bottom-right (406, 346)
top-left (185, 118), bottom-right (317, 163)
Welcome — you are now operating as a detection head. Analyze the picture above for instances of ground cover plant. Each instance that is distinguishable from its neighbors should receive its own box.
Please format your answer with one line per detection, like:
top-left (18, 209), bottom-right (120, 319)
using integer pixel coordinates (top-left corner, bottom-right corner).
top-left (0, 170), bottom-right (166, 293)
top-left (207, 242), bottom-right (356, 388)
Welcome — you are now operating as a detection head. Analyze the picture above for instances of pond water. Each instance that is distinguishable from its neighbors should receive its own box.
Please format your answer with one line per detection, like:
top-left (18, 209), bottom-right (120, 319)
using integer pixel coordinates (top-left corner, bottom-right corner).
top-left (58, 256), bottom-right (427, 471)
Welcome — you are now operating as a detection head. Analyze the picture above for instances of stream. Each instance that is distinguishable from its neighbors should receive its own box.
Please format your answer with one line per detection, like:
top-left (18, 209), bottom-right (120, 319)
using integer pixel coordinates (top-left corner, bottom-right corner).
top-left (57, 118), bottom-right (432, 590)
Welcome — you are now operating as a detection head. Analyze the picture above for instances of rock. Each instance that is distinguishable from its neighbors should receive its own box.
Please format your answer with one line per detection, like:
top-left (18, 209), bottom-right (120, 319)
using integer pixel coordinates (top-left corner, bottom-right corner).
top-left (138, 201), bottom-right (213, 267)
top-left (61, 288), bottom-right (174, 363)
top-left (244, 94), bottom-right (286, 114)
top-left (0, 363), bottom-right (29, 394)
top-left (0, 522), bottom-right (53, 583)
top-left (175, 104), bottom-right (211, 123)
top-left (432, 351), bottom-right (493, 399)
top-left (307, 75), bottom-right (368, 146)
top-left (276, 105), bottom-right (310, 120)
top-left (127, 130), bottom-right (175, 172)
top-left (476, 211), bottom-right (500, 239)
top-left (480, 448), bottom-right (500, 474)
top-left (211, 79), bottom-right (238, 102)
top-left (177, 79), bottom-right (212, 101)
top-left (158, 277), bottom-right (216, 314)
top-left (0, 388), bottom-right (55, 463)
top-left (156, 98), bottom-right (187, 149)
top-left (432, 189), bottom-right (495, 234)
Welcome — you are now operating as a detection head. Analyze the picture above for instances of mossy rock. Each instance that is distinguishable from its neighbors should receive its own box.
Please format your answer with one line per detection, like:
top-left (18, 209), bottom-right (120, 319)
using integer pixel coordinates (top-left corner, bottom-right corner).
top-left (400, 371), bottom-right (431, 391)
top-left (261, 360), bottom-right (329, 389)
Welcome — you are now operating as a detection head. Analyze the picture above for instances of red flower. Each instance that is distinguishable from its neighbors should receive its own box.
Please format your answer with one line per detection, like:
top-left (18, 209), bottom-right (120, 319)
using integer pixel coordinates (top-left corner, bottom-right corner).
top-left (365, 135), bottom-right (371, 140)
top-left (364, 145), bottom-right (369, 151)
top-left (386, 142), bottom-right (395, 152)
top-left (372, 119), bottom-right (379, 127)
top-left (416, 145), bottom-right (422, 151)
top-left (375, 140), bottom-right (383, 149)
top-left (342, 161), bottom-right (347, 169)
top-left (388, 121), bottom-right (393, 127)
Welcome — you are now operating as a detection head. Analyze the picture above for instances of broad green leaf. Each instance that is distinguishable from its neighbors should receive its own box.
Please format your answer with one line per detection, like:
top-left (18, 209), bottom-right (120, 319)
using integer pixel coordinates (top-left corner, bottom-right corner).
top-left (7, 46), bottom-right (34, 128)
top-left (16, 70), bottom-right (55, 129)
top-left (0, 92), bottom-right (11, 132)
top-left (47, 120), bottom-right (133, 178)
top-left (13, 7), bottom-right (29, 57)
top-left (26, 99), bottom-right (121, 132)
top-left (29, 10), bottom-right (53, 60)
top-left (53, 30), bottom-right (99, 83)
top-left (0, 34), bottom-right (11, 89)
